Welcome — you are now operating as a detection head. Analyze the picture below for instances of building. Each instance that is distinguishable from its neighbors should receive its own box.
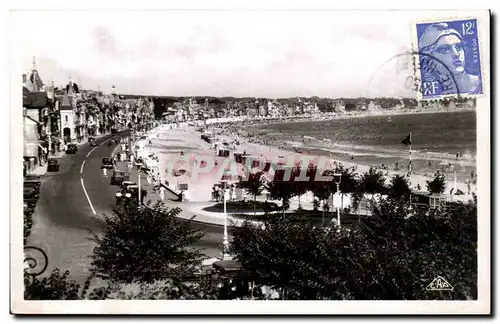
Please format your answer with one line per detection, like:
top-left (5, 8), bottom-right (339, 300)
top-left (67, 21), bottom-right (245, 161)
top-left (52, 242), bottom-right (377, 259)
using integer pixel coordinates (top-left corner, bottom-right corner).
top-left (59, 85), bottom-right (78, 143)
top-left (22, 60), bottom-right (53, 175)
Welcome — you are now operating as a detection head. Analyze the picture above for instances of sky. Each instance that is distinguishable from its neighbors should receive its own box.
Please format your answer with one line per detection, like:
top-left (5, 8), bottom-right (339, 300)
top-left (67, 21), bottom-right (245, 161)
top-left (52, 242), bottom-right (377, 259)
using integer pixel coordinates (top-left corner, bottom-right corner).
top-left (10, 10), bottom-right (444, 98)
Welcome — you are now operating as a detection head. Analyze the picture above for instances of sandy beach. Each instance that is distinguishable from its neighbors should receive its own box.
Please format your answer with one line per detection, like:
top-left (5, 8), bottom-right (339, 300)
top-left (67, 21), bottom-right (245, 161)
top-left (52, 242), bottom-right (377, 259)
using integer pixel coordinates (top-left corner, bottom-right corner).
top-left (146, 119), bottom-right (476, 206)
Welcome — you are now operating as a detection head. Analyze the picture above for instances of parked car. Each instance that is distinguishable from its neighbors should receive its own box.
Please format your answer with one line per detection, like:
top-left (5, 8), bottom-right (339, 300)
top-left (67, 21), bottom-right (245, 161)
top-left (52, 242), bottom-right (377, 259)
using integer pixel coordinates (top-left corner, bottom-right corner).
top-left (24, 181), bottom-right (41, 194)
top-left (24, 201), bottom-right (35, 215)
top-left (110, 170), bottom-right (130, 185)
top-left (23, 187), bottom-right (39, 206)
top-left (116, 185), bottom-right (147, 205)
top-left (66, 144), bottom-right (78, 154)
top-left (101, 157), bottom-right (114, 169)
top-left (24, 177), bottom-right (41, 187)
top-left (47, 158), bottom-right (60, 172)
top-left (120, 181), bottom-right (137, 192)
top-left (116, 184), bottom-right (139, 204)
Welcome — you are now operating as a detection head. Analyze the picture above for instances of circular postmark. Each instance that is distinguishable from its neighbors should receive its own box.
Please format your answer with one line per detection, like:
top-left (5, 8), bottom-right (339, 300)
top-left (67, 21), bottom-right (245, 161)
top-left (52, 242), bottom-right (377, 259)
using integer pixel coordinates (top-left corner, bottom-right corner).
top-left (367, 50), bottom-right (462, 101)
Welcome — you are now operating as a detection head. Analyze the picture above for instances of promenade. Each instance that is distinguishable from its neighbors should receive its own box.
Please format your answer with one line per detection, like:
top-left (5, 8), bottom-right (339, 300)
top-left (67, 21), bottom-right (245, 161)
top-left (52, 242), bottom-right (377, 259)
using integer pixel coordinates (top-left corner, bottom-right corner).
top-left (114, 141), bottom-right (255, 228)
top-left (141, 124), bottom-right (475, 215)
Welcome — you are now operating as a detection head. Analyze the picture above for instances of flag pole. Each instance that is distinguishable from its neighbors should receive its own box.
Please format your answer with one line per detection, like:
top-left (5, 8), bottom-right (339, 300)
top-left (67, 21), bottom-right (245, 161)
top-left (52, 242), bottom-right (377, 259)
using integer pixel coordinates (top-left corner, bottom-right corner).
top-left (409, 132), bottom-right (412, 208)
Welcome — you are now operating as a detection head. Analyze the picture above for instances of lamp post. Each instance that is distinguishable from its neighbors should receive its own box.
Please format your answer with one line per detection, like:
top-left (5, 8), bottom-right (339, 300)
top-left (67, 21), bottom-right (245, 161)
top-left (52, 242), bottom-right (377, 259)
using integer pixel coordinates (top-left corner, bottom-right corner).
top-left (135, 161), bottom-right (142, 205)
top-left (220, 179), bottom-right (230, 260)
top-left (333, 173), bottom-right (342, 229)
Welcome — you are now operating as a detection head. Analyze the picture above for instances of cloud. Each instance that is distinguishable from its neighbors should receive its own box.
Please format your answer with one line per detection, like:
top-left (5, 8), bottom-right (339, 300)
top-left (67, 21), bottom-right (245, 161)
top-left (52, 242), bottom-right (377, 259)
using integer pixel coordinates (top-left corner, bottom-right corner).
top-left (14, 10), bottom-right (422, 97)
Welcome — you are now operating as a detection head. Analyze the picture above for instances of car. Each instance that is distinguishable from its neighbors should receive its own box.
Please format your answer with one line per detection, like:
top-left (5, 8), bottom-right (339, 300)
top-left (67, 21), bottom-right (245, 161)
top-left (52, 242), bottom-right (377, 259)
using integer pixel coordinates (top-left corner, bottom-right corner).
top-left (66, 144), bottom-right (78, 154)
top-left (88, 136), bottom-right (96, 143)
top-left (24, 201), bottom-right (35, 215)
top-left (24, 175), bottom-right (40, 181)
top-left (120, 181), bottom-right (137, 192)
top-left (47, 158), bottom-right (60, 172)
top-left (24, 181), bottom-right (41, 194)
top-left (115, 185), bottom-right (139, 204)
top-left (24, 177), bottom-right (41, 187)
top-left (116, 185), bottom-right (147, 205)
top-left (110, 170), bottom-right (130, 185)
top-left (89, 138), bottom-right (98, 146)
top-left (101, 157), bottom-right (114, 169)
top-left (23, 187), bottom-right (39, 206)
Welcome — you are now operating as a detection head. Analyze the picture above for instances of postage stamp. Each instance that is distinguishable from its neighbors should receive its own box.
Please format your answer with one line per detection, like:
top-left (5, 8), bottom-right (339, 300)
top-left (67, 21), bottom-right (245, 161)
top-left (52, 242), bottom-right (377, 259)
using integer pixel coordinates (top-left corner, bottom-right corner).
top-left (413, 18), bottom-right (483, 100)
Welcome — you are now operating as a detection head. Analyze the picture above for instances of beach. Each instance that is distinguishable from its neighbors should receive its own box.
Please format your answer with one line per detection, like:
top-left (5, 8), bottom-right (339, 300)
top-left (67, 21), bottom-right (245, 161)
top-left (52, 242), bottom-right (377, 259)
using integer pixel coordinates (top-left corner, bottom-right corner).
top-left (145, 110), bottom-right (477, 206)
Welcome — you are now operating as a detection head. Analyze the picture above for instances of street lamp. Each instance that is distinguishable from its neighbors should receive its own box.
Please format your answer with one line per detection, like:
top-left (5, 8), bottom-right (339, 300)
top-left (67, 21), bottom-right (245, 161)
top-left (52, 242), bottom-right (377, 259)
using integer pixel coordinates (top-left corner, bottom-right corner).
top-left (135, 160), bottom-right (142, 205)
top-left (333, 173), bottom-right (342, 229)
top-left (220, 179), bottom-right (230, 260)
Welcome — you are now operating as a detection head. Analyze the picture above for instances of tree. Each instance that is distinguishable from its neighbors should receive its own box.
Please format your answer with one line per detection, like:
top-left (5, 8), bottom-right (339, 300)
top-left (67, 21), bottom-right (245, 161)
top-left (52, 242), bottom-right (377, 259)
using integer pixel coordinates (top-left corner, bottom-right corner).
top-left (230, 198), bottom-right (477, 300)
top-left (289, 164), bottom-right (309, 210)
top-left (230, 214), bottom-right (328, 299)
top-left (89, 201), bottom-right (205, 284)
top-left (357, 167), bottom-right (386, 213)
top-left (267, 170), bottom-right (295, 216)
top-left (426, 171), bottom-right (446, 195)
top-left (313, 198), bottom-right (320, 211)
top-left (389, 174), bottom-right (411, 198)
top-left (309, 181), bottom-right (331, 224)
top-left (238, 171), bottom-right (265, 216)
top-left (359, 167), bottom-right (386, 195)
top-left (332, 165), bottom-right (359, 210)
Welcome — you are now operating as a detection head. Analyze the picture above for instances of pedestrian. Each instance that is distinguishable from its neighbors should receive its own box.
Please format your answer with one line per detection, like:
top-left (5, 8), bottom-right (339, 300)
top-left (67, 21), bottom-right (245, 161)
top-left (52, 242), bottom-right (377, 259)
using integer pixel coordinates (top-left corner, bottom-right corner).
top-left (102, 167), bottom-right (108, 178)
top-left (160, 186), bottom-right (165, 201)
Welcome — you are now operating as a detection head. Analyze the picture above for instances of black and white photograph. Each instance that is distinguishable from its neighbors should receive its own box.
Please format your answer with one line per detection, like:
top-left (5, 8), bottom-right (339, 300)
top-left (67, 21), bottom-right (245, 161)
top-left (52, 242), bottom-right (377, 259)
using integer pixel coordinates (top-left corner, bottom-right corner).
top-left (9, 5), bottom-right (491, 315)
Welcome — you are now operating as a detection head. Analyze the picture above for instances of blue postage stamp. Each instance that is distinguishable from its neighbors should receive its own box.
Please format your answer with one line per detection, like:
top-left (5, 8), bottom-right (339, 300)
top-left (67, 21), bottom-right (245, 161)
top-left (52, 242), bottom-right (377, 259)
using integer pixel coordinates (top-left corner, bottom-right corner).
top-left (415, 18), bottom-right (483, 99)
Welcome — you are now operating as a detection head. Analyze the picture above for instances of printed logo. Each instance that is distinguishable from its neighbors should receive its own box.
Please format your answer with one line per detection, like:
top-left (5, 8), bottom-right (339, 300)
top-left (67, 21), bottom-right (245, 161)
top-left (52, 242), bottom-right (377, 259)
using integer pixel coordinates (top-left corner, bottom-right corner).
top-left (426, 276), bottom-right (454, 291)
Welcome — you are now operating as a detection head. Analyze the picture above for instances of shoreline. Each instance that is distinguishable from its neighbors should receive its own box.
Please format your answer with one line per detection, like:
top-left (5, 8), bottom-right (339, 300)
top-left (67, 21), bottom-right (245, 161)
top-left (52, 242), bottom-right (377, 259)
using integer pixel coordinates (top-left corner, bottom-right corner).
top-left (148, 120), bottom-right (477, 204)
top-left (235, 111), bottom-right (476, 183)
top-left (216, 107), bottom-right (476, 129)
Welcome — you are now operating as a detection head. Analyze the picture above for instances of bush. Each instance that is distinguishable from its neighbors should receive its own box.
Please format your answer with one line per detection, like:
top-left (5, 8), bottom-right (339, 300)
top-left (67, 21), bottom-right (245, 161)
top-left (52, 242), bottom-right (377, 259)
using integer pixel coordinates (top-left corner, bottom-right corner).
top-left (89, 201), bottom-right (205, 284)
top-left (203, 201), bottom-right (279, 213)
top-left (24, 269), bottom-right (90, 300)
top-left (24, 213), bottom-right (33, 245)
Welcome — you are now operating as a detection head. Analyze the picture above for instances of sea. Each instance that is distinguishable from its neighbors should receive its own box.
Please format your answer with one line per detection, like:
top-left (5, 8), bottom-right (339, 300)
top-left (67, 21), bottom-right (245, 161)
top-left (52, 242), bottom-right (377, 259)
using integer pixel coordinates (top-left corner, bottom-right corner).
top-left (244, 111), bottom-right (476, 183)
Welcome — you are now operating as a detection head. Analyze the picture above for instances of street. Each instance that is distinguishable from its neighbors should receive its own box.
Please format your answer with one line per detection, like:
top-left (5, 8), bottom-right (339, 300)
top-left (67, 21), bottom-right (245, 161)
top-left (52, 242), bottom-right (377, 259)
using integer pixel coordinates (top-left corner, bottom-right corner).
top-left (27, 130), bottom-right (224, 283)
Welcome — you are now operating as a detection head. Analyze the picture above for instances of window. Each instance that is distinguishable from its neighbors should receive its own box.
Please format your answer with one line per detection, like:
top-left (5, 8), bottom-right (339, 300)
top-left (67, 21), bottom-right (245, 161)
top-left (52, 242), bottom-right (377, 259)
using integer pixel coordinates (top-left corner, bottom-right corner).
top-left (65, 115), bottom-right (68, 123)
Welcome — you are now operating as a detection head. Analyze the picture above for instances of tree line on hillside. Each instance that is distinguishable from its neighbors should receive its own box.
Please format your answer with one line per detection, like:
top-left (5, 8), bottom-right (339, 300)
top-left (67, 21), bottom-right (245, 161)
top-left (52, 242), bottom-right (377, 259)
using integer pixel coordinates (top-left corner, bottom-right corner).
top-left (24, 168), bottom-right (474, 301)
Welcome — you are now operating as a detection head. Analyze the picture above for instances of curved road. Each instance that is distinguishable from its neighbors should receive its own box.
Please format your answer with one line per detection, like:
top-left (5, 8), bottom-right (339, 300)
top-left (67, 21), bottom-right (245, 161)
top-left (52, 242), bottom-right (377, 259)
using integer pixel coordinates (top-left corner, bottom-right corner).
top-left (27, 130), bottom-right (224, 283)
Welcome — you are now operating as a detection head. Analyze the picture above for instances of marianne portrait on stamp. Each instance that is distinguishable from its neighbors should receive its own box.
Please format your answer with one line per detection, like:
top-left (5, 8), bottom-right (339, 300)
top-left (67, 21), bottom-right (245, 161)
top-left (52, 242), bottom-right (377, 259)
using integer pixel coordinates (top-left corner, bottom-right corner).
top-left (418, 22), bottom-right (482, 95)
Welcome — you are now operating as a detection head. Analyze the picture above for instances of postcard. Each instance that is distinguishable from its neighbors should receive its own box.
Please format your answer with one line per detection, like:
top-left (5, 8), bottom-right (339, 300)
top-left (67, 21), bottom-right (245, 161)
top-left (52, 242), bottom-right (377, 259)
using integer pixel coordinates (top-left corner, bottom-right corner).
top-left (10, 8), bottom-right (490, 315)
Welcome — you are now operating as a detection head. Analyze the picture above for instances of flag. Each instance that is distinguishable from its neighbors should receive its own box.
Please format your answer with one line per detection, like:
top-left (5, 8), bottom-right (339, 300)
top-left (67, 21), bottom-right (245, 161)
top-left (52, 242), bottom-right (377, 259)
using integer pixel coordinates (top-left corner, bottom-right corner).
top-left (401, 134), bottom-right (411, 145)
